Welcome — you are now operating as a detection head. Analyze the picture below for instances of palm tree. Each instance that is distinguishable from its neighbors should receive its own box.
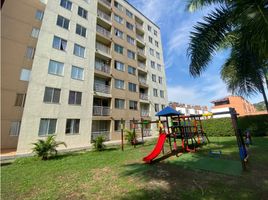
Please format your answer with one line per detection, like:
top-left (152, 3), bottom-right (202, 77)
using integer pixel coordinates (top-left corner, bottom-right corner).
top-left (32, 135), bottom-right (67, 160)
top-left (186, 0), bottom-right (268, 109)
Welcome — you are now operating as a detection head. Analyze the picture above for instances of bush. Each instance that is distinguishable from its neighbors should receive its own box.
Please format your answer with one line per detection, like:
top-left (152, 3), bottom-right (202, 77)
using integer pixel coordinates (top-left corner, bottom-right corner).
top-left (32, 136), bottom-right (67, 160)
top-left (93, 135), bottom-right (106, 151)
top-left (202, 114), bottom-right (268, 137)
top-left (124, 129), bottom-right (137, 145)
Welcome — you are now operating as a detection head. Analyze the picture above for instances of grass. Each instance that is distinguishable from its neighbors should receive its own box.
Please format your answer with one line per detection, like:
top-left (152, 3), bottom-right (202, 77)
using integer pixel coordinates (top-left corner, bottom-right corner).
top-left (1, 137), bottom-right (268, 200)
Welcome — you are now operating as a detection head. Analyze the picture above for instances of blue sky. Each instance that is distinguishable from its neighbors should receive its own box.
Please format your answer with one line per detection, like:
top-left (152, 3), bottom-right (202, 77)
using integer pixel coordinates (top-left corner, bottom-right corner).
top-left (127, 0), bottom-right (264, 107)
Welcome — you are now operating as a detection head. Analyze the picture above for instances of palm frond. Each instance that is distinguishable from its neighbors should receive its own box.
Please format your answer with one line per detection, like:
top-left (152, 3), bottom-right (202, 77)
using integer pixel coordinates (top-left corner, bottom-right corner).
top-left (186, 0), bottom-right (229, 12)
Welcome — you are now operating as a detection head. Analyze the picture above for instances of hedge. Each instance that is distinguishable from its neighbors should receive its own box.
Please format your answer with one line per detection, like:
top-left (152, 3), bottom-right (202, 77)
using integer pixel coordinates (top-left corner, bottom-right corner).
top-left (202, 114), bottom-right (268, 137)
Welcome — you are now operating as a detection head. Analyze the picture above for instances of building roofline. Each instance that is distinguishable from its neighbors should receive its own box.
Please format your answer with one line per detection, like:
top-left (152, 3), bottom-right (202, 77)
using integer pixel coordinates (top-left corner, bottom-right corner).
top-left (123, 0), bottom-right (160, 30)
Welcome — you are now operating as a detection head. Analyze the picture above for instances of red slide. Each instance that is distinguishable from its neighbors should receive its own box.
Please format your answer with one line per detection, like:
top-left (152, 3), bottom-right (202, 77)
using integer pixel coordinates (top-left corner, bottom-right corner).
top-left (143, 133), bottom-right (167, 163)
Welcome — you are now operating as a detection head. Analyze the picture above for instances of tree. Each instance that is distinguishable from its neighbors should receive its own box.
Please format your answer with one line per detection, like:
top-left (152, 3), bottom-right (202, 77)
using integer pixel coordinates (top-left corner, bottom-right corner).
top-left (32, 136), bottom-right (67, 160)
top-left (186, 0), bottom-right (268, 110)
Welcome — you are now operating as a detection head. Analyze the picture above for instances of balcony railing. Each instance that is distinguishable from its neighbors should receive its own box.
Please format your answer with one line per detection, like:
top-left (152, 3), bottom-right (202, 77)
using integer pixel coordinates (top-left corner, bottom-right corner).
top-left (96, 25), bottom-right (111, 38)
top-left (141, 110), bottom-right (149, 117)
top-left (97, 10), bottom-right (111, 22)
top-left (143, 129), bottom-right (152, 137)
top-left (137, 48), bottom-right (145, 55)
top-left (91, 130), bottom-right (110, 141)
top-left (95, 60), bottom-right (110, 74)
top-left (138, 62), bottom-right (145, 69)
top-left (138, 77), bottom-right (147, 85)
top-left (135, 23), bottom-right (143, 30)
top-left (136, 34), bottom-right (144, 43)
top-left (96, 42), bottom-right (110, 55)
top-left (93, 106), bottom-right (110, 116)
top-left (98, 0), bottom-right (111, 7)
top-left (140, 93), bottom-right (148, 100)
top-left (94, 83), bottom-right (110, 94)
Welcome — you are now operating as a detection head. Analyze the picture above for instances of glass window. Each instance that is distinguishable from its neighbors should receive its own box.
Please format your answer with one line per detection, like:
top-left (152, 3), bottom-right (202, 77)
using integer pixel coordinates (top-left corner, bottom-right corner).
top-left (20, 69), bottom-right (31, 81)
top-left (114, 1), bottom-right (123, 11)
top-left (161, 104), bottom-right (165, 110)
top-left (115, 79), bottom-right (124, 89)
top-left (10, 121), bottom-right (21, 136)
top-left (114, 61), bottom-right (124, 71)
top-left (128, 82), bottom-right (136, 92)
top-left (114, 14), bottom-right (123, 24)
top-left (148, 25), bottom-right (152, 31)
top-left (39, 119), bottom-right (57, 136)
top-left (126, 9), bottom-right (133, 18)
top-left (66, 119), bottom-right (80, 134)
top-left (157, 64), bottom-right (161, 71)
top-left (114, 120), bottom-right (122, 131)
top-left (60, 0), bottom-right (72, 10)
top-left (153, 88), bottom-right (158, 97)
top-left (155, 104), bottom-right (159, 112)
top-left (114, 43), bottom-right (123, 54)
top-left (127, 35), bottom-right (135, 45)
top-left (158, 76), bottom-right (163, 84)
top-left (114, 28), bottom-right (123, 39)
top-left (149, 36), bottom-right (153, 43)
top-left (26, 47), bottom-right (35, 59)
top-left (43, 87), bottom-right (61, 103)
top-left (68, 91), bottom-right (82, 105)
top-left (78, 6), bottom-right (88, 19)
top-left (155, 41), bottom-right (159, 47)
top-left (76, 24), bottom-right (87, 37)
top-left (150, 48), bottom-right (154, 56)
top-left (126, 22), bottom-right (134, 31)
top-left (31, 27), bottom-right (40, 38)
top-left (152, 74), bottom-right (156, 82)
top-left (129, 100), bottom-right (137, 110)
top-left (160, 90), bottom-right (164, 98)
top-left (56, 15), bottom-right (70, 29)
top-left (127, 50), bottom-right (135, 59)
top-left (128, 66), bottom-right (136, 75)
top-left (71, 66), bottom-right (84, 80)
top-left (156, 52), bottom-right (160, 59)
top-left (14, 93), bottom-right (26, 107)
top-left (115, 99), bottom-right (125, 109)
top-left (35, 10), bottom-right (44, 21)
top-left (73, 43), bottom-right (85, 57)
top-left (154, 30), bottom-right (158, 36)
top-left (53, 36), bottom-right (67, 51)
top-left (48, 60), bottom-right (64, 76)
top-left (151, 61), bottom-right (155, 68)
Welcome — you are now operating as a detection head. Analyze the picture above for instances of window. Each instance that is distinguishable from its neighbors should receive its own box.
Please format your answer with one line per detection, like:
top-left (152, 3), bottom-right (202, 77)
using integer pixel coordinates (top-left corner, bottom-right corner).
top-left (71, 66), bottom-right (84, 80)
top-left (150, 48), bottom-right (154, 56)
top-left (10, 121), bottom-right (21, 136)
top-left (68, 91), bottom-right (82, 105)
top-left (149, 36), bottom-right (153, 43)
top-left (114, 120), bottom-right (122, 131)
top-left (60, 0), bottom-right (72, 10)
top-left (160, 90), bottom-right (164, 98)
top-left (158, 76), bottom-right (163, 84)
top-left (35, 10), bottom-right (44, 21)
top-left (126, 9), bottom-right (133, 18)
top-left (162, 104), bottom-right (165, 110)
top-left (53, 36), bottom-right (67, 51)
top-left (56, 15), bottom-right (70, 29)
top-left (126, 22), bottom-right (134, 31)
top-left (20, 69), bottom-right (31, 81)
top-left (115, 79), bottom-right (124, 89)
top-left (14, 93), bottom-right (26, 107)
top-left (39, 119), bottom-right (57, 136)
top-left (48, 60), bottom-right (64, 76)
top-left (73, 43), bottom-right (85, 57)
top-left (43, 87), bottom-right (61, 103)
top-left (31, 27), bottom-right (40, 38)
top-left (128, 82), bottom-right (136, 92)
top-left (114, 61), bottom-right (124, 71)
top-left (78, 6), bottom-right (88, 19)
top-left (129, 100), bottom-right (137, 110)
top-left (114, 1), bottom-right (123, 11)
top-left (114, 14), bottom-right (123, 24)
top-left (114, 28), bottom-right (123, 39)
top-left (156, 52), bottom-right (160, 59)
top-left (155, 41), bottom-right (159, 47)
top-left (154, 30), bottom-right (158, 36)
top-left (152, 74), bottom-right (156, 82)
top-left (76, 24), bottom-right (87, 37)
top-left (115, 98), bottom-right (125, 109)
top-left (148, 25), bottom-right (152, 31)
top-left (66, 119), bottom-right (80, 134)
top-left (157, 64), bottom-right (161, 71)
top-left (155, 104), bottom-right (159, 112)
top-left (114, 43), bottom-right (124, 54)
top-left (127, 35), bottom-right (135, 45)
top-left (151, 61), bottom-right (155, 68)
top-left (128, 66), bottom-right (136, 75)
top-left (26, 47), bottom-right (35, 59)
top-left (153, 88), bottom-right (158, 97)
top-left (127, 50), bottom-right (135, 59)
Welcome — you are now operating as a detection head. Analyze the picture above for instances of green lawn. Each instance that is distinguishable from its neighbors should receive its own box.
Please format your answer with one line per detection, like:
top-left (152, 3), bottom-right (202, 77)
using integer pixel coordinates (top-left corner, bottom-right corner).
top-left (1, 137), bottom-right (268, 200)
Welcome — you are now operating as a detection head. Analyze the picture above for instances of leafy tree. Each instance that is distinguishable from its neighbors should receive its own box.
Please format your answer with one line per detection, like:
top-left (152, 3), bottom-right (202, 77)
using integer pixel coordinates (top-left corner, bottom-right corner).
top-left (32, 136), bottom-right (67, 160)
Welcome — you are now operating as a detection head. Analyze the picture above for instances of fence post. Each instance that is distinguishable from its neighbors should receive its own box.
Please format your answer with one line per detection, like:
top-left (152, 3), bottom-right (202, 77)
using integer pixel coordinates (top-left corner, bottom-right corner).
top-left (121, 118), bottom-right (124, 151)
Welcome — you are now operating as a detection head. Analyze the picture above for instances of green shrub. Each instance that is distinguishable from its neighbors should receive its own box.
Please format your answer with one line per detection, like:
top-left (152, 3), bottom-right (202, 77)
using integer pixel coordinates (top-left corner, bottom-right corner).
top-left (124, 129), bottom-right (137, 145)
top-left (32, 136), bottom-right (67, 160)
top-left (202, 118), bottom-right (234, 137)
top-left (93, 135), bottom-right (106, 151)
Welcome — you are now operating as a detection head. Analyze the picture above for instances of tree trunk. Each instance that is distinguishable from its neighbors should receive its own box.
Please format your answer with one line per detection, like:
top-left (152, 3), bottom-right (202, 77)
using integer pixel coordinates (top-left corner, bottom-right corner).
top-left (259, 81), bottom-right (268, 112)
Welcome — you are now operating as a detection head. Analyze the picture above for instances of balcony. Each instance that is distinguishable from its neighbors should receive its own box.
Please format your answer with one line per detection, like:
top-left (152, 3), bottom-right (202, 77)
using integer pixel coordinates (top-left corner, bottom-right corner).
top-left (136, 34), bottom-right (145, 47)
top-left (141, 110), bottom-right (149, 117)
top-left (96, 25), bottom-right (111, 44)
top-left (138, 77), bottom-right (148, 87)
top-left (96, 42), bottom-right (111, 59)
top-left (94, 82), bottom-right (110, 94)
top-left (91, 130), bottom-right (110, 141)
top-left (137, 48), bottom-right (146, 61)
top-left (98, 0), bottom-right (111, 8)
top-left (140, 93), bottom-right (148, 100)
top-left (138, 61), bottom-right (146, 69)
top-left (135, 21), bottom-right (144, 35)
top-left (97, 10), bottom-right (111, 27)
top-left (93, 106), bottom-right (110, 116)
top-left (95, 59), bottom-right (110, 74)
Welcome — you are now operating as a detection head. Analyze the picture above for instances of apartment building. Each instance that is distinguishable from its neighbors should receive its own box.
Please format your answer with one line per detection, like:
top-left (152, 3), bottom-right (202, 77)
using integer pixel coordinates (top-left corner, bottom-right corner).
top-left (169, 102), bottom-right (209, 115)
top-left (1, 0), bottom-right (168, 154)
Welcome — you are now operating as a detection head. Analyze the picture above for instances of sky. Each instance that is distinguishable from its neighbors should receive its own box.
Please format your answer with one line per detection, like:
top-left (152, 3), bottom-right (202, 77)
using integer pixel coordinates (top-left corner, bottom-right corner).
top-left (127, 0), bottom-right (264, 107)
